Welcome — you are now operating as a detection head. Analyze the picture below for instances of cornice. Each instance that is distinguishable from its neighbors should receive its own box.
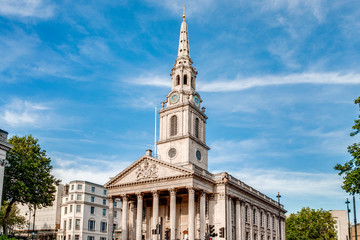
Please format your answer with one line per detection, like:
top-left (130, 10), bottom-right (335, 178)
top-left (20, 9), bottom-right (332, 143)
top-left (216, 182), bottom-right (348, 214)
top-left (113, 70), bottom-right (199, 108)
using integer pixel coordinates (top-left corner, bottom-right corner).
top-left (157, 134), bottom-right (210, 150)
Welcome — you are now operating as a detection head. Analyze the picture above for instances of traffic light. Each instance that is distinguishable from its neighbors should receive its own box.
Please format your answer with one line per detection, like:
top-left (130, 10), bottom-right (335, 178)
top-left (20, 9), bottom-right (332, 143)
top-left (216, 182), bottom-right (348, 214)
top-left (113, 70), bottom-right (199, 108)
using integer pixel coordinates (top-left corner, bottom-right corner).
top-left (219, 227), bottom-right (225, 238)
top-left (209, 225), bottom-right (217, 237)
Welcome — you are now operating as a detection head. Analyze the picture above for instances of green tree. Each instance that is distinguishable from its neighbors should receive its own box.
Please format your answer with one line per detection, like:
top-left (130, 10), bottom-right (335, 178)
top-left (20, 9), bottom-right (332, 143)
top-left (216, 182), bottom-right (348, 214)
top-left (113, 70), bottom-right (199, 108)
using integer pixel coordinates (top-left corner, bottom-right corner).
top-left (0, 201), bottom-right (27, 234)
top-left (334, 96), bottom-right (360, 194)
top-left (286, 207), bottom-right (337, 240)
top-left (1, 135), bottom-right (60, 234)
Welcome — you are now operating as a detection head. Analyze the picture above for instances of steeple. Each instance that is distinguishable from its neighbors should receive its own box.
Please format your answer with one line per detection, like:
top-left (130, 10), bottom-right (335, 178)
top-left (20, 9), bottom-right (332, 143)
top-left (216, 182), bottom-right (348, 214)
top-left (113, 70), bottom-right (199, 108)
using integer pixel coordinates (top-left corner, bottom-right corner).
top-left (156, 10), bottom-right (210, 171)
top-left (178, 5), bottom-right (190, 59)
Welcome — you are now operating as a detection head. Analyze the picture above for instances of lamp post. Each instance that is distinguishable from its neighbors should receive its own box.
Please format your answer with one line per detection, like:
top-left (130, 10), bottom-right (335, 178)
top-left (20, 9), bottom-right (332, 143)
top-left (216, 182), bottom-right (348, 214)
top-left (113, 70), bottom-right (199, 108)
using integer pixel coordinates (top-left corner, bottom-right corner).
top-left (346, 198), bottom-right (352, 240)
top-left (32, 187), bottom-right (39, 240)
top-left (276, 192), bottom-right (281, 240)
top-left (354, 195), bottom-right (358, 240)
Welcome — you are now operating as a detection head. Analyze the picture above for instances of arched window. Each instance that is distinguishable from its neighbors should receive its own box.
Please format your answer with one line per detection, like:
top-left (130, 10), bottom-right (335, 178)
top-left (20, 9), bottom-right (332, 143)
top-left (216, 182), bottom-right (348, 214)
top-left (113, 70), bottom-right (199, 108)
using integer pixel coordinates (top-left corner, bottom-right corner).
top-left (253, 208), bottom-right (256, 224)
top-left (176, 75), bottom-right (180, 85)
top-left (260, 211), bottom-right (263, 226)
top-left (184, 74), bottom-right (188, 85)
top-left (191, 77), bottom-right (194, 88)
top-left (245, 206), bottom-right (249, 223)
top-left (267, 214), bottom-right (269, 228)
top-left (195, 118), bottom-right (199, 138)
top-left (170, 115), bottom-right (177, 136)
top-left (272, 216), bottom-right (275, 229)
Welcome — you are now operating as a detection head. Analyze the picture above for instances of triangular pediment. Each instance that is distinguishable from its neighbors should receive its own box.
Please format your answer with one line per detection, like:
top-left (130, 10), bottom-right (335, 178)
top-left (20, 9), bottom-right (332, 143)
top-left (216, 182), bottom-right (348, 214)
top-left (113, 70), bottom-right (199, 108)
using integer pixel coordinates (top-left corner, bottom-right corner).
top-left (105, 156), bottom-right (193, 187)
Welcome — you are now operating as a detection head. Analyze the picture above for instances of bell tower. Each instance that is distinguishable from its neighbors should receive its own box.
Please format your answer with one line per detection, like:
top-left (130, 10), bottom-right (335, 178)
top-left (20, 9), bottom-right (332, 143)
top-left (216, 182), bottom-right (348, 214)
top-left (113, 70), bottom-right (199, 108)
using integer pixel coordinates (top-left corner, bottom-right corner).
top-left (156, 9), bottom-right (210, 170)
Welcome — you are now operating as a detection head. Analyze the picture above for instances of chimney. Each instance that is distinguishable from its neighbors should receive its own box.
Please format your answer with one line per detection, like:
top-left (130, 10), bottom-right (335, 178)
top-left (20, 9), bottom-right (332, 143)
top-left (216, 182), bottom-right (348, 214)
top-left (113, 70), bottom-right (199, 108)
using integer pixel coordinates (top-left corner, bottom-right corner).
top-left (146, 149), bottom-right (153, 157)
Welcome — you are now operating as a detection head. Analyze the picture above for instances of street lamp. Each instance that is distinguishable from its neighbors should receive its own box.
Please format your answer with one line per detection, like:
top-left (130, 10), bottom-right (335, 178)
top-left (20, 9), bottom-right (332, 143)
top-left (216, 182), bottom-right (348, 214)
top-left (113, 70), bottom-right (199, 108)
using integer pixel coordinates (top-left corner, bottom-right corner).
top-left (346, 198), bottom-right (352, 240)
top-left (276, 192), bottom-right (281, 240)
top-left (354, 195), bottom-right (358, 240)
top-left (32, 187), bottom-right (39, 240)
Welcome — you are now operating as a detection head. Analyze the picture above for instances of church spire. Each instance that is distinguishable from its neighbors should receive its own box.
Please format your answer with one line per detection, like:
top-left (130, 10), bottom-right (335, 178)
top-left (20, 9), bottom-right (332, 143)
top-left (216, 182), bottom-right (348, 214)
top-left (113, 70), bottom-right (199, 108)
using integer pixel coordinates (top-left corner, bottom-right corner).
top-left (178, 5), bottom-right (190, 59)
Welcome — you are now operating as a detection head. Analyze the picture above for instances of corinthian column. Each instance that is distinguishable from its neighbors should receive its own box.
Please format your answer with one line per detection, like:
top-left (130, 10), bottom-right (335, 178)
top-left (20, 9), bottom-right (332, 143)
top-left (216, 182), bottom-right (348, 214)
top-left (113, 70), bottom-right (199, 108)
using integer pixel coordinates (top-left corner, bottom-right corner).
top-left (136, 193), bottom-right (143, 240)
top-left (200, 191), bottom-right (206, 240)
top-left (169, 188), bottom-right (177, 240)
top-left (108, 197), bottom-right (114, 240)
top-left (235, 200), bottom-right (241, 240)
top-left (188, 187), bottom-right (195, 240)
top-left (152, 190), bottom-right (159, 240)
top-left (121, 195), bottom-right (128, 240)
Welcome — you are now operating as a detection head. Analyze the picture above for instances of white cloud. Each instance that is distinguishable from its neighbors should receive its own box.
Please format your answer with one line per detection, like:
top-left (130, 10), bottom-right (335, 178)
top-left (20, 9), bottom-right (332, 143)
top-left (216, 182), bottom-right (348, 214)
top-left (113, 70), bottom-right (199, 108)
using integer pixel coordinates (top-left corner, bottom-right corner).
top-left (127, 75), bottom-right (170, 88)
top-left (0, 0), bottom-right (55, 19)
top-left (229, 168), bottom-right (343, 198)
top-left (199, 72), bottom-right (360, 92)
top-left (0, 99), bottom-right (51, 127)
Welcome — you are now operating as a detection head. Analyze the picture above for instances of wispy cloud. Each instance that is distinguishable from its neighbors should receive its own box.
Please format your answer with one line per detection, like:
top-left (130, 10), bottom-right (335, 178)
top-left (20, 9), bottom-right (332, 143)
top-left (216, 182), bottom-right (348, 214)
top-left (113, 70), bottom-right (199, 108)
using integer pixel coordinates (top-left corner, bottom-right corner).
top-left (230, 168), bottom-right (343, 198)
top-left (126, 75), bottom-right (170, 88)
top-left (0, 0), bottom-right (55, 19)
top-left (0, 99), bottom-right (51, 127)
top-left (199, 72), bottom-right (360, 92)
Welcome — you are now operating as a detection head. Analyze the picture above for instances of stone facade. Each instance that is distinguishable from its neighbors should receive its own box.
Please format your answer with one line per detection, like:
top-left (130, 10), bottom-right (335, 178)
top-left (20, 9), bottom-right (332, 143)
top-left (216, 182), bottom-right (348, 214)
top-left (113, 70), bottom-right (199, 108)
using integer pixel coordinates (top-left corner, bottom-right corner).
top-left (0, 129), bottom-right (13, 207)
top-left (330, 210), bottom-right (350, 240)
top-left (15, 185), bottom-right (64, 239)
top-left (105, 11), bottom-right (286, 240)
top-left (57, 180), bottom-right (122, 240)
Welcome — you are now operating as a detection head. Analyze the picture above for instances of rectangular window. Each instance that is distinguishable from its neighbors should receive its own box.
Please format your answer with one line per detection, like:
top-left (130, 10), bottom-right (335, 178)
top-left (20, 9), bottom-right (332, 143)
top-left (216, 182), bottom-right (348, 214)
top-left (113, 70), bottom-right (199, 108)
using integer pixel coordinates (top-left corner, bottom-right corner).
top-left (68, 235), bottom-right (71, 240)
top-left (77, 184), bottom-right (82, 190)
top-left (88, 220), bottom-right (95, 231)
top-left (75, 219), bottom-right (80, 230)
top-left (88, 237), bottom-right (94, 240)
top-left (71, 185), bottom-right (74, 190)
top-left (70, 194), bottom-right (74, 200)
top-left (114, 202), bottom-right (117, 207)
top-left (64, 207), bottom-right (67, 214)
top-left (69, 205), bottom-right (73, 212)
top-left (100, 222), bottom-right (107, 232)
top-left (103, 189), bottom-right (107, 195)
top-left (91, 186), bottom-right (95, 193)
top-left (77, 194), bottom-right (82, 201)
top-left (103, 199), bottom-right (106, 205)
top-left (91, 196), bottom-right (95, 203)
top-left (76, 205), bottom-right (81, 213)
top-left (102, 208), bottom-right (106, 216)
top-left (114, 211), bottom-right (117, 218)
top-left (75, 235), bottom-right (79, 240)
top-left (64, 220), bottom-right (66, 230)
top-left (100, 237), bottom-right (106, 240)
top-left (68, 219), bottom-right (72, 230)
top-left (91, 206), bottom-right (95, 214)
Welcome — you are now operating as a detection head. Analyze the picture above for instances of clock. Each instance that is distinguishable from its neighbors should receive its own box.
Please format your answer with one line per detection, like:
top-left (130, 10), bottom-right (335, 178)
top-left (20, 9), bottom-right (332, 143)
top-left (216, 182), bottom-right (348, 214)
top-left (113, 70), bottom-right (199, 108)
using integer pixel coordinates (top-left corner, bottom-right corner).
top-left (168, 148), bottom-right (177, 158)
top-left (196, 150), bottom-right (201, 161)
top-left (194, 96), bottom-right (200, 107)
top-left (169, 92), bottom-right (179, 104)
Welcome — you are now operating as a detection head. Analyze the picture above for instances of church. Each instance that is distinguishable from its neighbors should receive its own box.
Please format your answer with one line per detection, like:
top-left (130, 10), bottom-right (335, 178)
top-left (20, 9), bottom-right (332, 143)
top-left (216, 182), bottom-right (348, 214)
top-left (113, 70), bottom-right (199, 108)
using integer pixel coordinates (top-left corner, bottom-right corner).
top-left (105, 10), bottom-right (286, 240)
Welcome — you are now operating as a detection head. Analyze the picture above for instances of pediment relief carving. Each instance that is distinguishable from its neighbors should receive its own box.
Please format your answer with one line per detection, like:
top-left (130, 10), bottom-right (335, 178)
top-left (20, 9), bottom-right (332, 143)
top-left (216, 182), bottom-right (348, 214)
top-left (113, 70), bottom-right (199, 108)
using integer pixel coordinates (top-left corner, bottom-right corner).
top-left (136, 159), bottom-right (159, 181)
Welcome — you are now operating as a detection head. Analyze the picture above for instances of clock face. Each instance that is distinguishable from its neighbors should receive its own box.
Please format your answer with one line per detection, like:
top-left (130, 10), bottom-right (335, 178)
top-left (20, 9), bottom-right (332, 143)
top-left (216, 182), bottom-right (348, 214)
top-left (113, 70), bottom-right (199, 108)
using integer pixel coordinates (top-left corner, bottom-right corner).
top-left (196, 150), bottom-right (201, 161)
top-left (169, 93), bottom-right (179, 104)
top-left (168, 148), bottom-right (177, 158)
top-left (194, 96), bottom-right (200, 107)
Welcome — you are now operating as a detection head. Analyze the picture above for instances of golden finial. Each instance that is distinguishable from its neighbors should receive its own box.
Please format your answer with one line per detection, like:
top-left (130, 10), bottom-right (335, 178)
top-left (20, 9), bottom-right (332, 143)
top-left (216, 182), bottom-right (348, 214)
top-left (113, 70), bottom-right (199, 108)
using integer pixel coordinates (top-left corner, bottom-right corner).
top-left (183, 4), bottom-right (186, 20)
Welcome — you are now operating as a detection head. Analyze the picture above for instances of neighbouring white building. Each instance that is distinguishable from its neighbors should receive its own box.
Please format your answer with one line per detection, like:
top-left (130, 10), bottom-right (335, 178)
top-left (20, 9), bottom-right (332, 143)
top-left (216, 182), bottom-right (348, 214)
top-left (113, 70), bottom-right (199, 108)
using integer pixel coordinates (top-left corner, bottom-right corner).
top-left (105, 11), bottom-right (286, 240)
top-left (57, 180), bottom-right (122, 240)
top-left (15, 184), bottom-right (64, 239)
top-left (330, 210), bottom-right (350, 240)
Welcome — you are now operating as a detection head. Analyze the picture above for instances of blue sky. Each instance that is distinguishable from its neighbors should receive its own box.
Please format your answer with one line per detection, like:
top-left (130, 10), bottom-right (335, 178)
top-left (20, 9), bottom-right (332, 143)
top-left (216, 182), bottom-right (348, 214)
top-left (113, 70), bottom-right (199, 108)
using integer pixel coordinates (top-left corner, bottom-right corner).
top-left (1, 0), bottom-right (360, 214)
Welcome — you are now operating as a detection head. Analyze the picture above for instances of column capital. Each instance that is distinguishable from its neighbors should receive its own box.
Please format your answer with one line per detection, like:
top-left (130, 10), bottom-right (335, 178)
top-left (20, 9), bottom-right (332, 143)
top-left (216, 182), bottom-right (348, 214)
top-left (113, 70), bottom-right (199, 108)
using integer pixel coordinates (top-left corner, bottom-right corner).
top-left (136, 192), bottom-right (143, 200)
top-left (152, 190), bottom-right (159, 198)
top-left (187, 187), bottom-right (196, 194)
top-left (121, 194), bottom-right (129, 201)
top-left (200, 190), bottom-right (206, 197)
top-left (168, 188), bottom-right (177, 196)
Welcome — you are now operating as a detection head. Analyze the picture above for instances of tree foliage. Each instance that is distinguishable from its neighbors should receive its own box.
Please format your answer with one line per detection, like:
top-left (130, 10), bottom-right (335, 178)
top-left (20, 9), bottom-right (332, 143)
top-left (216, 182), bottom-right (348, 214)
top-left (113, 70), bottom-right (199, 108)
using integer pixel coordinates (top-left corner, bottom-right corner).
top-left (1, 135), bottom-right (60, 234)
top-left (334, 96), bottom-right (360, 194)
top-left (0, 202), bottom-right (27, 233)
top-left (285, 207), bottom-right (337, 240)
